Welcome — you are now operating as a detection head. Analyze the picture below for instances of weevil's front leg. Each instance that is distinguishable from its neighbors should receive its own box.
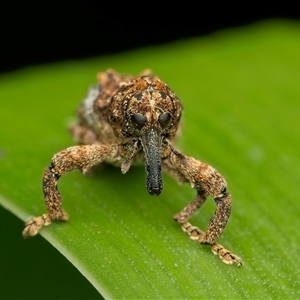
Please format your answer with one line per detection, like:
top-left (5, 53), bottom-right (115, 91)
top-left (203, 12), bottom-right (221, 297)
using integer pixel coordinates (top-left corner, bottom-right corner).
top-left (168, 149), bottom-right (242, 266)
top-left (23, 144), bottom-right (119, 238)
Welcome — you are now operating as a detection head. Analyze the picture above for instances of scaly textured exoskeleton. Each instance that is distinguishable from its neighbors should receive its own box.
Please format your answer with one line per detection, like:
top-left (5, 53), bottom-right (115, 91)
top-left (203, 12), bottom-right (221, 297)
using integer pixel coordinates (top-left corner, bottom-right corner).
top-left (23, 69), bottom-right (242, 266)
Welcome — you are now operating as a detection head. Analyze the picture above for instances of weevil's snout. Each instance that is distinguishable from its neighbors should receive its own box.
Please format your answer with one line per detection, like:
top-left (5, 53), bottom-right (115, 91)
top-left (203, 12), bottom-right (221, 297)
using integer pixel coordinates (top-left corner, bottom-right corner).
top-left (125, 92), bottom-right (175, 196)
top-left (124, 110), bottom-right (165, 196)
top-left (140, 126), bottom-right (163, 196)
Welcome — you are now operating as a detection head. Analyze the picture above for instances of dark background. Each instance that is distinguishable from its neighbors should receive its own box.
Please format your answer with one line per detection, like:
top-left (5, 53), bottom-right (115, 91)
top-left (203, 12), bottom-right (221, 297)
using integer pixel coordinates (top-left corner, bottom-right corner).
top-left (1, 2), bottom-right (299, 75)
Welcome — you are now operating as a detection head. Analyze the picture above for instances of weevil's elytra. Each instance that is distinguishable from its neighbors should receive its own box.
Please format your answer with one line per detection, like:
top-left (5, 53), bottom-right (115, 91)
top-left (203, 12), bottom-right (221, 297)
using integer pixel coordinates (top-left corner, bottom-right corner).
top-left (23, 69), bottom-right (242, 266)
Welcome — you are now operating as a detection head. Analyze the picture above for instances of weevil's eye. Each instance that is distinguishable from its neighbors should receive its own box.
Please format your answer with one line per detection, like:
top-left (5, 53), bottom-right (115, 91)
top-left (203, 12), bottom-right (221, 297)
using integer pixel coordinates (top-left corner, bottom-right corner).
top-left (131, 113), bottom-right (146, 130)
top-left (158, 112), bottom-right (172, 128)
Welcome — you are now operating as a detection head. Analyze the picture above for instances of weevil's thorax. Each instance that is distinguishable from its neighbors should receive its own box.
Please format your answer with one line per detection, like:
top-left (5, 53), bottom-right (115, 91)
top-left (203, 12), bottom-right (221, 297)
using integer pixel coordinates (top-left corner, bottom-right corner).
top-left (108, 76), bottom-right (182, 143)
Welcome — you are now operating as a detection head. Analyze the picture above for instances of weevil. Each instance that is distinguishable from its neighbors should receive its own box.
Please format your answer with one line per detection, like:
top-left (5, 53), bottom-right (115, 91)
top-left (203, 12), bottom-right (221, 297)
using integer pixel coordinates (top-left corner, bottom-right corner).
top-left (23, 69), bottom-right (242, 266)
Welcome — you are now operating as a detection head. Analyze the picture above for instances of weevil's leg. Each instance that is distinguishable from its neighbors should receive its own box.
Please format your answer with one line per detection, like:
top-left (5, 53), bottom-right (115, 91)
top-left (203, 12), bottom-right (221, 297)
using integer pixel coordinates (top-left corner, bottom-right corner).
top-left (167, 148), bottom-right (243, 266)
top-left (173, 190), bottom-right (207, 224)
top-left (23, 144), bottom-right (119, 238)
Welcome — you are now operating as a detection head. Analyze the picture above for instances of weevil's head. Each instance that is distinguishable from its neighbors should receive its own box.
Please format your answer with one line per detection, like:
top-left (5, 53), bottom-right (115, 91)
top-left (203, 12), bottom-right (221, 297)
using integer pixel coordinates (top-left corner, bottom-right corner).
top-left (109, 75), bottom-right (182, 196)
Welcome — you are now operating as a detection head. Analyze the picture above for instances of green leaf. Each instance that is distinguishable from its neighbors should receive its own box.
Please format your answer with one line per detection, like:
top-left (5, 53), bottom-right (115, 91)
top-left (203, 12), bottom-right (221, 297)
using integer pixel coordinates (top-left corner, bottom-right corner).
top-left (1, 20), bottom-right (300, 299)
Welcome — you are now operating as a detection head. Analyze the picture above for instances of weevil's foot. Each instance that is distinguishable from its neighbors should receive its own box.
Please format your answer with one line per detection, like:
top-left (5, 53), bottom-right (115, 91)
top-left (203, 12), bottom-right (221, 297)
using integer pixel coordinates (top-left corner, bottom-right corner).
top-left (181, 222), bottom-right (206, 242)
top-left (181, 222), bottom-right (243, 266)
top-left (23, 211), bottom-right (69, 238)
top-left (173, 212), bottom-right (189, 223)
top-left (22, 214), bottom-right (52, 238)
top-left (211, 243), bottom-right (243, 267)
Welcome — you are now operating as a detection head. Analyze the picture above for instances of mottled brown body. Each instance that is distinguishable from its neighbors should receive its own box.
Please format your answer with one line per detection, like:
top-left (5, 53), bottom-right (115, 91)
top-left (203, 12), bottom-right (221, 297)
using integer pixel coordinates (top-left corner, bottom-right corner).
top-left (23, 69), bottom-right (242, 266)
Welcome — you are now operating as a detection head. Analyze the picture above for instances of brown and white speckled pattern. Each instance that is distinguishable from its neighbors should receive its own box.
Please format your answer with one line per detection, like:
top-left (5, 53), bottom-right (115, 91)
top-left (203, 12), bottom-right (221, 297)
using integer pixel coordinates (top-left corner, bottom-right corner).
top-left (23, 69), bottom-right (242, 266)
